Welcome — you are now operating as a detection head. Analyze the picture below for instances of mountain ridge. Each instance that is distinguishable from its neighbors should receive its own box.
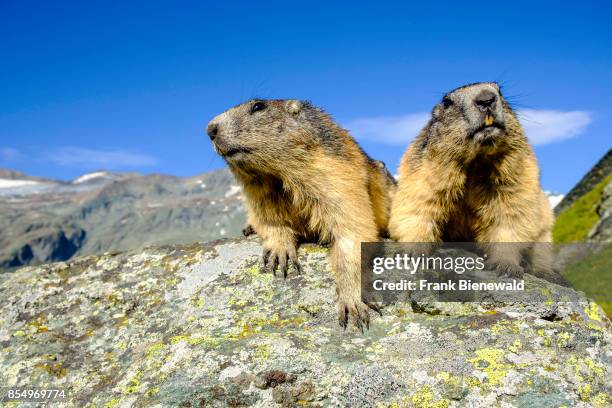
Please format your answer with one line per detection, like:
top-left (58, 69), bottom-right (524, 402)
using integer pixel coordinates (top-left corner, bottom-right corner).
top-left (0, 168), bottom-right (246, 270)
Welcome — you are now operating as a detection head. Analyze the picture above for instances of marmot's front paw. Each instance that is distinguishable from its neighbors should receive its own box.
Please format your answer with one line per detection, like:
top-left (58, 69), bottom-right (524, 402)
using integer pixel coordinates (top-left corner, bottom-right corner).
top-left (337, 293), bottom-right (381, 333)
top-left (262, 245), bottom-right (301, 278)
top-left (492, 261), bottom-right (524, 279)
top-left (242, 224), bottom-right (256, 237)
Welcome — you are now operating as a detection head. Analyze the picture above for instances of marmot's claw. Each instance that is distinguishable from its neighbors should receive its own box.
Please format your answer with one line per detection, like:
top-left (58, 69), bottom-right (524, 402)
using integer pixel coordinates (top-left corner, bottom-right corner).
top-left (338, 307), bottom-right (348, 330)
top-left (262, 248), bottom-right (279, 275)
top-left (289, 252), bottom-right (302, 274)
top-left (269, 256), bottom-right (279, 276)
top-left (262, 249), bottom-right (271, 269)
top-left (337, 299), bottom-right (371, 333)
top-left (278, 253), bottom-right (288, 279)
top-left (262, 246), bottom-right (300, 278)
top-left (363, 297), bottom-right (383, 316)
top-left (261, 249), bottom-right (270, 269)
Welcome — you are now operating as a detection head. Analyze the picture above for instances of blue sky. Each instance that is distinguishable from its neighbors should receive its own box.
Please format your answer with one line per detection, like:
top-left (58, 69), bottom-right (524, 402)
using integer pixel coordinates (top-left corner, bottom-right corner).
top-left (1, 1), bottom-right (610, 193)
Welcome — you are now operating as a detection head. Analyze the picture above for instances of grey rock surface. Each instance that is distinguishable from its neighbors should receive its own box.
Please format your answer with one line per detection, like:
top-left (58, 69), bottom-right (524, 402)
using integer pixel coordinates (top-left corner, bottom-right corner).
top-left (0, 237), bottom-right (609, 407)
top-left (590, 181), bottom-right (612, 242)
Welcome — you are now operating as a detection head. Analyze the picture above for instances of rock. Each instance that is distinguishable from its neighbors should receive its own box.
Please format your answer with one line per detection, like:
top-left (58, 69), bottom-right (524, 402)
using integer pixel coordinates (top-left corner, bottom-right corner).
top-left (555, 149), bottom-right (612, 215)
top-left (589, 181), bottom-right (612, 241)
top-left (0, 236), bottom-right (610, 407)
top-left (254, 370), bottom-right (297, 389)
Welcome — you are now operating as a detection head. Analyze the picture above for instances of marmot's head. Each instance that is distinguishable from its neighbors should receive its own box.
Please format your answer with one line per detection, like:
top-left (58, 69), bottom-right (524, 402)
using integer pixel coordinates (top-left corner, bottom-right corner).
top-left (207, 99), bottom-right (345, 173)
top-left (429, 82), bottom-right (521, 147)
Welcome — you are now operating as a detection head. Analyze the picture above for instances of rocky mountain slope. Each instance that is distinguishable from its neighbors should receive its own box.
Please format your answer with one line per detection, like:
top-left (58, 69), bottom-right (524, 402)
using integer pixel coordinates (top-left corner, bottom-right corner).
top-left (0, 169), bottom-right (246, 270)
top-left (0, 237), bottom-right (609, 407)
top-left (555, 149), bottom-right (612, 216)
top-left (552, 149), bottom-right (612, 318)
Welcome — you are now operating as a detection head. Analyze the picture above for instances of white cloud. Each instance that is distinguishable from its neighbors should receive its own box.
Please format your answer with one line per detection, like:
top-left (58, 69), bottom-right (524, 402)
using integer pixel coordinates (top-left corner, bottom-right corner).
top-left (345, 109), bottom-right (592, 146)
top-left (344, 113), bottom-right (430, 145)
top-left (0, 147), bottom-right (22, 162)
top-left (518, 109), bottom-right (592, 145)
top-left (49, 147), bottom-right (158, 168)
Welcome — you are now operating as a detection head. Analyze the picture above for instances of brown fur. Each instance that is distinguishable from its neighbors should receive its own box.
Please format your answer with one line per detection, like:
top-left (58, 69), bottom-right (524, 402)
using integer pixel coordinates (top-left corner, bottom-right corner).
top-left (389, 83), bottom-right (556, 281)
top-left (207, 99), bottom-right (396, 329)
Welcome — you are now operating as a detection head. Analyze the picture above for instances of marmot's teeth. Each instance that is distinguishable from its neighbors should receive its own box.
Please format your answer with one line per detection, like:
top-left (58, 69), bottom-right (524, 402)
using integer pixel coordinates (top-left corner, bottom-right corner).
top-left (484, 114), bottom-right (494, 126)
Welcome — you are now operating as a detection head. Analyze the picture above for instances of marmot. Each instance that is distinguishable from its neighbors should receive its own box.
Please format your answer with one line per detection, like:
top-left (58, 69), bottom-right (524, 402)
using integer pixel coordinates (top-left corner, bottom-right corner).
top-left (206, 99), bottom-right (397, 329)
top-left (389, 82), bottom-right (555, 280)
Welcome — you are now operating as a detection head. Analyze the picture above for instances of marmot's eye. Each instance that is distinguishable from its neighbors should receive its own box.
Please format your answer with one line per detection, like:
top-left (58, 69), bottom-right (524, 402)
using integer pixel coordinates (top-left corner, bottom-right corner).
top-left (442, 97), bottom-right (453, 108)
top-left (250, 102), bottom-right (266, 114)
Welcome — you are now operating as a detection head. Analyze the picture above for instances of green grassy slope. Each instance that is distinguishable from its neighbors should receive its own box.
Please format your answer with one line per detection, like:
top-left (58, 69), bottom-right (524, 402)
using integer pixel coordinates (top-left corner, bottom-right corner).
top-left (553, 175), bottom-right (611, 243)
top-left (553, 175), bottom-right (612, 317)
top-left (560, 244), bottom-right (612, 317)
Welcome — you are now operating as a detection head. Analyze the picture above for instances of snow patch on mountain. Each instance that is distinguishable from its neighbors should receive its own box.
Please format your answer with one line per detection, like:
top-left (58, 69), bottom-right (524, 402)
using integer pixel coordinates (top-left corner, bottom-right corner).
top-left (545, 191), bottom-right (565, 209)
top-left (225, 185), bottom-right (242, 198)
top-left (73, 172), bottom-right (110, 184)
top-left (0, 179), bottom-right (41, 189)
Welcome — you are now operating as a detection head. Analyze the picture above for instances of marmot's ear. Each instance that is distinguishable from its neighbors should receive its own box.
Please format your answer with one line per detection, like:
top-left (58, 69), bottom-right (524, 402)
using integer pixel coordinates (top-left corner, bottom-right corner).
top-left (285, 100), bottom-right (302, 115)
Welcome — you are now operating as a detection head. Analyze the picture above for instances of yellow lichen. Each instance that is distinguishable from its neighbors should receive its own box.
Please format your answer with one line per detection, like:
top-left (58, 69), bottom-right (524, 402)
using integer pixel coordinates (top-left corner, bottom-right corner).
top-left (556, 331), bottom-right (572, 347)
top-left (490, 319), bottom-right (519, 335)
top-left (229, 312), bottom-right (305, 339)
top-left (26, 316), bottom-right (49, 333)
top-left (592, 392), bottom-right (609, 407)
top-left (124, 370), bottom-right (142, 394)
top-left (578, 383), bottom-right (592, 401)
top-left (190, 296), bottom-right (206, 308)
top-left (468, 348), bottom-right (511, 387)
top-left (103, 398), bottom-right (121, 408)
top-left (35, 362), bottom-right (67, 378)
top-left (170, 333), bottom-right (221, 348)
top-left (508, 339), bottom-right (522, 353)
top-left (435, 372), bottom-right (450, 382)
top-left (302, 245), bottom-right (327, 254)
top-left (539, 287), bottom-right (554, 306)
top-left (365, 341), bottom-right (385, 354)
top-left (253, 344), bottom-right (272, 359)
top-left (146, 342), bottom-right (165, 359)
top-left (115, 340), bottom-right (127, 351)
top-left (466, 376), bottom-right (481, 388)
top-left (410, 385), bottom-right (450, 408)
top-left (585, 302), bottom-right (603, 322)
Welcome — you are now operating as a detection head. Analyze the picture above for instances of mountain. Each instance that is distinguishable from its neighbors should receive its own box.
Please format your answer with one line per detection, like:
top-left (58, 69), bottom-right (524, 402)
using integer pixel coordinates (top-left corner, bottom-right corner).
top-left (552, 149), bottom-right (612, 317)
top-left (0, 168), bottom-right (246, 270)
top-left (554, 149), bottom-right (612, 215)
top-left (553, 149), bottom-right (612, 243)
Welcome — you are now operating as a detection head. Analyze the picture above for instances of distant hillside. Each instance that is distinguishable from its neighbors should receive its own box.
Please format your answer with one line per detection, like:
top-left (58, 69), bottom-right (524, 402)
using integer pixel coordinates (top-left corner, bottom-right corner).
top-left (0, 168), bottom-right (246, 270)
top-left (551, 149), bottom-right (612, 317)
top-left (553, 149), bottom-right (612, 243)
top-left (554, 149), bottom-right (612, 215)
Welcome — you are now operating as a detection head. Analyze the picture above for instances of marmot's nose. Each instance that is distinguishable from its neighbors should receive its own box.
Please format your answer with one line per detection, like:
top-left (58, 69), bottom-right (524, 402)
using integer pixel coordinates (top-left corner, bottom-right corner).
top-left (207, 122), bottom-right (219, 140)
top-left (474, 90), bottom-right (497, 111)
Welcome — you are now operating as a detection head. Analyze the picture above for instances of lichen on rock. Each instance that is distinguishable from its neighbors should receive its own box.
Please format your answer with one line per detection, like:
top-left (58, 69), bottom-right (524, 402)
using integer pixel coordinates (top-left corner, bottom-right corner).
top-left (0, 236), bottom-right (610, 407)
